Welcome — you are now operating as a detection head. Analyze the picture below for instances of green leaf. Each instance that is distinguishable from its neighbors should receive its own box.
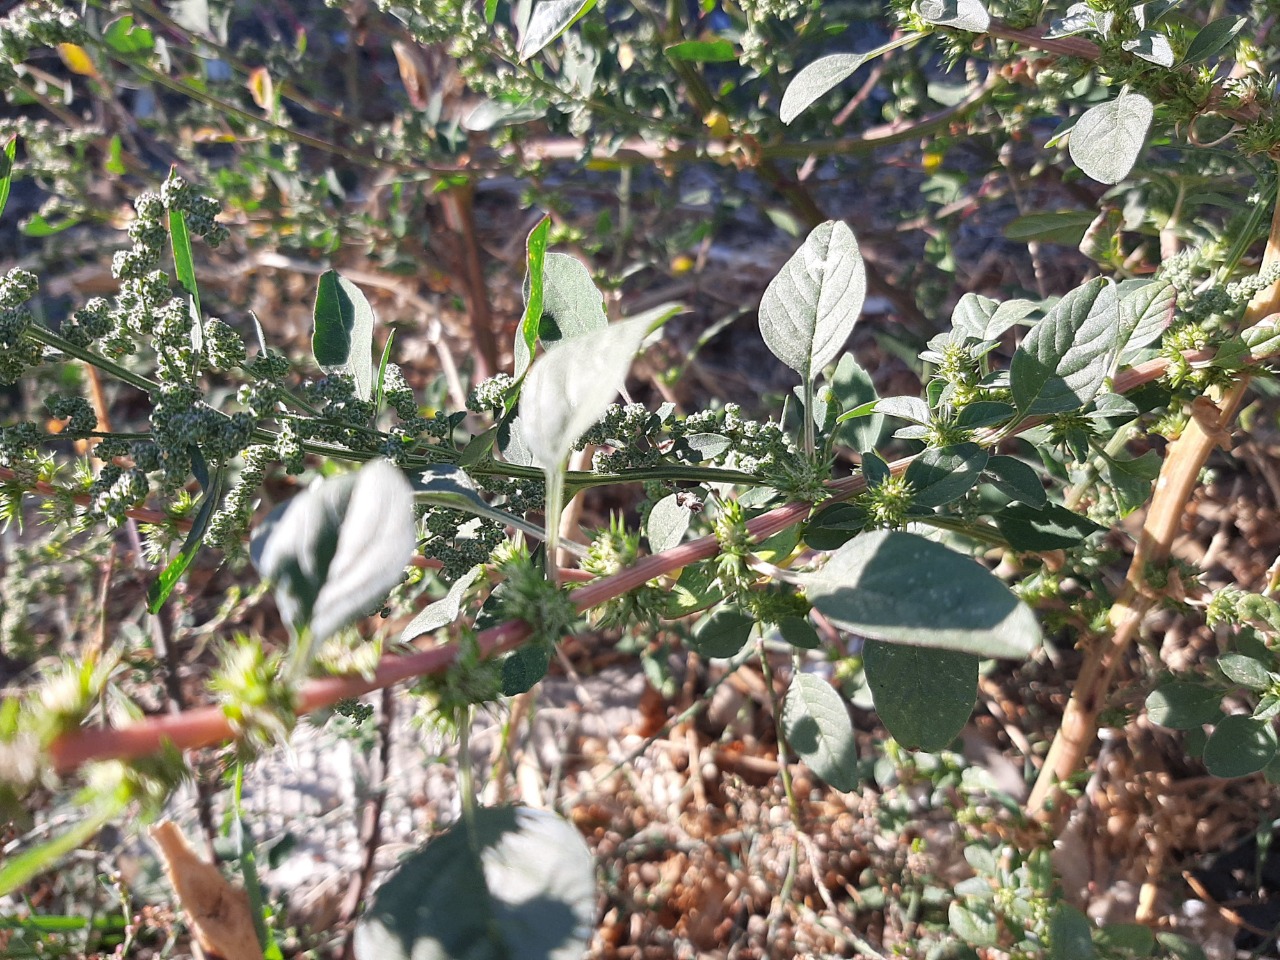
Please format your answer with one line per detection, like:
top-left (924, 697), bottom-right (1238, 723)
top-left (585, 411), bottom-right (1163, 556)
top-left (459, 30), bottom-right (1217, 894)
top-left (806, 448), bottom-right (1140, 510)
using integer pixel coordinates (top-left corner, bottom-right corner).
top-left (517, 0), bottom-right (598, 60)
top-left (950, 293), bottom-right (1036, 341)
top-left (689, 605), bottom-right (755, 658)
top-left (1101, 449), bottom-right (1161, 517)
top-left (913, 0), bottom-right (990, 31)
top-left (665, 39), bottom-right (736, 62)
top-left (759, 221), bottom-right (866, 382)
top-left (802, 530), bottom-right (1041, 658)
top-left (313, 270), bottom-right (376, 401)
top-left (1218, 652), bottom-right (1272, 690)
top-left (903, 442), bottom-right (987, 508)
top-left (535, 252), bottom-right (608, 345)
top-left (803, 501), bottom-right (868, 551)
top-left (874, 395), bottom-right (930, 424)
top-left (1182, 15), bottom-right (1246, 63)
top-left (1154, 933), bottom-right (1208, 960)
top-left (0, 136), bottom-right (15, 222)
top-left (502, 643), bottom-right (551, 695)
top-left (663, 560), bottom-right (725, 617)
top-left (1117, 279), bottom-right (1176, 361)
top-left (147, 464), bottom-right (228, 613)
top-left (829, 353), bottom-right (882, 452)
top-left (993, 502), bottom-right (1106, 550)
top-left (1202, 714), bottom-right (1278, 777)
top-left (780, 53), bottom-right (870, 124)
top-left (485, 0), bottom-right (499, 22)
top-left (513, 217), bottom-right (551, 376)
top-left (646, 493), bottom-right (692, 553)
top-left (415, 465), bottom-right (555, 548)
top-left (1068, 89), bottom-right (1153, 185)
top-left (1122, 29), bottom-right (1174, 66)
top-left (0, 798), bottom-right (126, 898)
top-left (984, 456), bottom-right (1046, 507)
top-left (354, 806), bottom-right (596, 960)
top-left (1049, 903), bottom-right (1096, 960)
top-left (103, 15), bottom-right (155, 55)
top-left (517, 318), bottom-right (649, 469)
top-left (949, 901), bottom-right (998, 947)
top-left (782, 672), bottom-right (858, 791)
top-left (777, 615), bottom-right (821, 650)
top-left (168, 204), bottom-right (201, 323)
top-left (864, 640), bottom-right (977, 751)
top-left (1004, 210), bottom-right (1095, 245)
top-left (1095, 923), bottom-right (1156, 954)
top-left (1010, 277), bottom-right (1118, 416)
top-left (1146, 681), bottom-right (1222, 729)
top-left (251, 460), bottom-right (416, 643)
top-left (401, 566), bottom-right (483, 643)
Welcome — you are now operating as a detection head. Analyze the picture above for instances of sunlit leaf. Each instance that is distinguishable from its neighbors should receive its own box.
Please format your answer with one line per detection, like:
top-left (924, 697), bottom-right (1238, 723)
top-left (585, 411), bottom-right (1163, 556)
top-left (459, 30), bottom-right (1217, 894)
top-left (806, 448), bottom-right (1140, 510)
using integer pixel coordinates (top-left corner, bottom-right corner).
top-left (1069, 89), bottom-right (1153, 185)
top-left (783, 672), bottom-right (858, 791)
top-left (313, 270), bottom-right (376, 401)
top-left (518, 0), bottom-right (598, 61)
top-left (780, 54), bottom-right (870, 124)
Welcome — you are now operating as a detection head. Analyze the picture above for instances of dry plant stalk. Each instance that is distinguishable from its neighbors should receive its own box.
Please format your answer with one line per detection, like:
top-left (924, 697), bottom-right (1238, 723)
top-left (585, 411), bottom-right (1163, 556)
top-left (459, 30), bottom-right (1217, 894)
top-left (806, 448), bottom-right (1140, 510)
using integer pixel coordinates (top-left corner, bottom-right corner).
top-left (1027, 186), bottom-right (1280, 818)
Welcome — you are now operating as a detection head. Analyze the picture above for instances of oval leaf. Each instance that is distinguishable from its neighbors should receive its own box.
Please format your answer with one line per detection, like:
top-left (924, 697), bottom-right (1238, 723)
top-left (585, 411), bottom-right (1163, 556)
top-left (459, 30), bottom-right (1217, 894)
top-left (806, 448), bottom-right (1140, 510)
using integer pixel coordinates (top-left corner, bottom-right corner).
top-left (903, 442), bottom-right (988, 508)
top-left (759, 221), bottom-right (866, 381)
top-left (783, 672), bottom-right (858, 791)
top-left (646, 493), bottom-right (692, 553)
top-left (251, 460), bottom-right (416, 643)
top-left (1183, 15), bottom-right (1246, 63)
top-left (1010, 277), bottom-right (1117, 416)
top-left (1203, 714), bottom-right (1278, 778)
top-left (518, 317), bottom-right (649, 469)
top-left (780, 54), bottom-right (869, 125)
top-left (354, 806), bottom-right (596, 960)
top-left (537, 252), bottom-right (608, 345)
top-left (1069, 89), bottom-right (1153, 185)
top-left (802, 530), bottom-right (1041, 658)
top-left (913, 0), bottom-right (990, 31)
top-left (313, 270), bottom-right (376, 401)
top-left (689, 605), bottom-right (755, 658)
top-left (864, 639), bottom-right (978, 751)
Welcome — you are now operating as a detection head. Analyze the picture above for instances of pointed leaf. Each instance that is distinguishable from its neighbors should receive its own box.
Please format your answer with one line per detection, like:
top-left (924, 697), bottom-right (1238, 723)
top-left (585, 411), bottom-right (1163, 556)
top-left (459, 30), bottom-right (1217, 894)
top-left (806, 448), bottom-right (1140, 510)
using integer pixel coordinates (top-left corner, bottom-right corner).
top-left (1183, 15), bottom-right (1246, 63)
top-left (537, 252), bottom-right (608, 345)
top-left (780, 54), bottom-right (870, 124)
top-left (354, 806), bottom-right (596, 960)
top-left (803, 530), bottom-right (1040, 658)
top-left (984, 456), bottom-right (1046, 508)
top-left (168, 205), bottom-right (201, 319)
top-left (251, 460), bottom-right (415, 643)
top-left (400, 566), bottom-right (483, 643)
top-left (518, 0), bottom-right (598, 60)
top-left (0, 136), bottom-right (15, 222)
top-left (1101, 449), bottom-right (1160, 516)
top-left (1010, 277), bottom-right (1118, 415)
top-left (1118, 278), bottom-right (1176, 361)
top-left (147, 465), bottom-right (228, 612)
top-left (1069, 90), bottom-right (1153, 185)
top-left (690, 605), bottom-right (755, 658)
top-left (864, 640), bottom-right (977, 751)
top-left (783, 673), bottom-right (858, 791)
top-left (313, 270), bottom-right (376, 401)
top-left (518, 318), bottom-right (649, 469)
top-left (759, 221), bottom-right (866, 381)
top-left (514, 217), bottom-right (551, 376)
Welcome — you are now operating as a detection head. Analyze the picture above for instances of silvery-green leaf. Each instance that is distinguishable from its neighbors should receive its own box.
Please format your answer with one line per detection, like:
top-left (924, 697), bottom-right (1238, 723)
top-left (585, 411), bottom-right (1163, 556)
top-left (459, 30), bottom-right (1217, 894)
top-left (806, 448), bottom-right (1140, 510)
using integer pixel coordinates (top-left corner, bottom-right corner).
top-left (780, 53), bottom-right (870, 125)
top-left (530, 252), bottom-right (608, 345)
top-left (414, 465), bottom-right (570, 550)
top-left (252, 460), bottom-right (416, 644)
top-left (400, 566), bottom-right (483, 643)
top-left (518, 318), bottom-right (650, 468)
top-left (646, 494), bottom-right (692, 553)
top-left (913, 0), bottom-right (990, 31)
top-left (802, 530), bottom-right (1040, 658)
top-left (783, 673), bottom-right (858, 791)
top-left (759, 221), bottom-right (866, 381)
top-left (1118, 278), bottom-right (1176, 361)
top-left (1183, 15), bottom-right (1247, 63)
top-left (313, 270), bottom-right (376, 401)
top-left (874, 395), bottom-right (930, 424)
top-left (1010, 277), bottom-right (1118, 416)
top-left (1069, 90), bottom-right (1153, 185)
top-left (517, 0), bottom-right (597, 60)
top-left (354, 806), bottom-right (596, 960)
top-left (1122, 30), bottom-right (1175, 66)
top-left (1046, 2), bottom-right (1112, 37)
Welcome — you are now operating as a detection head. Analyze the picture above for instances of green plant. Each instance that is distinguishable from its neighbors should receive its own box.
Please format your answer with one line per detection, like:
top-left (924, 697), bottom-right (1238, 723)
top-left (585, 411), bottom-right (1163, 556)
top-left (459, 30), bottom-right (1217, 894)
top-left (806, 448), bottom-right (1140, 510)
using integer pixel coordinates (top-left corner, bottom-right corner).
top-left (4, 0), bottom-right (1280, 955)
